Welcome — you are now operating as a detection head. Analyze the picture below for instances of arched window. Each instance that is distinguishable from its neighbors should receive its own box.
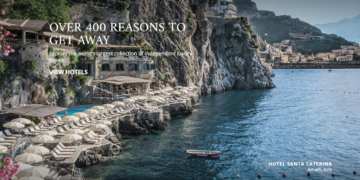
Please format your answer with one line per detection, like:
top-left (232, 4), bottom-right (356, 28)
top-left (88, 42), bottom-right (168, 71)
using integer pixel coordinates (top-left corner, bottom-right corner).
top-left (128, 64), bottom-right (138, 71)
top-left (116, 63), bottom-right (124, 71)
top-left (102, 64), bottom-right (110, 71)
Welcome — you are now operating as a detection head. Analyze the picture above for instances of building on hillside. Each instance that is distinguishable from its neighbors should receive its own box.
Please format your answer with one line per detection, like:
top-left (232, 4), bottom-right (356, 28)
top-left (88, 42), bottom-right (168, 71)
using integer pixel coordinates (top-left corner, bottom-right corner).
top-left (335, 55), bottom-right (353, 61)
top-left (280, 55), bottom-right (289, 63)
top-left (354, 43), bottom-right (359, 47)
top-left (313, 36), bottom-right (324, 40)
top-left (0, 18), bottom-right (79, 50)
top-left (289, 33), bottom-right (314, 40)
top-left (210, 0), bottom-right (238, 18)
top-left (340, 45), bottom-right (356, 50)
top-left (315, 52), bottom-right (336, 61)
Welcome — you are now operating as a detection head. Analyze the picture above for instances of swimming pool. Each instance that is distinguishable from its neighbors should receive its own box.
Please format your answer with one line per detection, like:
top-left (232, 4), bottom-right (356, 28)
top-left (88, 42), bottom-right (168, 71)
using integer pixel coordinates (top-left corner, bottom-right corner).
top-left (56, 105), bottom-right (99, 116)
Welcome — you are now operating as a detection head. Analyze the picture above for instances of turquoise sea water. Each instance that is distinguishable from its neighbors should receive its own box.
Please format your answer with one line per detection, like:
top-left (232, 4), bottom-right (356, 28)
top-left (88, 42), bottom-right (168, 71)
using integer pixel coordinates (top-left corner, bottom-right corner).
top-left (82, 69), bottom-right (360, 180)
top-left (56, 105), bottom-right (98, 116)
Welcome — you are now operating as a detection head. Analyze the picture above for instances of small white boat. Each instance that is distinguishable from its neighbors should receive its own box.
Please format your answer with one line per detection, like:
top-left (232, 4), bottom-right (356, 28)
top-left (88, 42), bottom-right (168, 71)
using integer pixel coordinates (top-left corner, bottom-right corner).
top-left (187, 150), bottom-right (221, 157)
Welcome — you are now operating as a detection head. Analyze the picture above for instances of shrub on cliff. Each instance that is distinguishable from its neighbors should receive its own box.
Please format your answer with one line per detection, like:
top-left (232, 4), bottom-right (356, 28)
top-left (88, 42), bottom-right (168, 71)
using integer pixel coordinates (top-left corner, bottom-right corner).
top-left (0, 59), bottom-right (8, 74)
top-left (80, 35), bottom-right (96, 52)
top-left (46, 84), bottom-right (55, 95)
top-left (74, 74), bottom-right (88, 86)
top-left (65, 87), bottom-right (75, 95)
top-left (69, 54), bottom-right (79, 67)
top-left (117, 1), bottom-right (129, 11)
top-left (22, 59), bottom-right (37, 72)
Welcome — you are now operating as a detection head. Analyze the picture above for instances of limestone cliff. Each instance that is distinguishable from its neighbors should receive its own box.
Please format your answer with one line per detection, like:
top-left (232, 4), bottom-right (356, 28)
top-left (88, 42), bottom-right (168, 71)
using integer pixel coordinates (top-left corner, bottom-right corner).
top-left (129, 0), bottom-right (274, 94)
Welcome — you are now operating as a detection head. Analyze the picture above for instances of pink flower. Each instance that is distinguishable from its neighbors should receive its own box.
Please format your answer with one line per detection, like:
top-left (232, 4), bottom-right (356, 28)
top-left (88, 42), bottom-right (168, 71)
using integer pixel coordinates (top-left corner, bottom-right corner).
top-left (0, 34), bottom-right (4, 40)
top-left (1, 10), bottom-right (5, 15)
top-left (5, 31), bottom-right (10, 36)
top-left (3, 50), bottom-right (9, 56)
top-left (6, 45), bottom-right (10, 49)
top-left (4, 157), bottom-right (12, 165)
top-left (10, 49), bottom-right (14, 52)
top-left (12, 34), bottom-right (17, 37)
top-left (0, 45), bottom-right (2, 48)
top-left (0, 26), bottom-right (3, 29)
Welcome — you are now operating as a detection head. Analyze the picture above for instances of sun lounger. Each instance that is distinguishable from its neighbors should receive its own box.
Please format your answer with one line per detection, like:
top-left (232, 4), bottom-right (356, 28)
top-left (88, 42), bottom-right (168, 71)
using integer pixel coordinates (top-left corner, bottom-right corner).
top-left (82, 135), bottom-right (98, 144)
top-left (63, 125), bottom-right (71, 131)
top-left (74, 122), bottom-right (87, 128)
top-left (53, 147), bottom-right (73, 155)
top-left (69, 123), bottom-right (81, 129)
top-left (51, 150), bottom-right (71, 160)
top-left (53, 118), bottom-right (64, 125)
top-left (34, 125), bottom-right (46, 132)
top-left (87, 133), bottom-right (102, 141)
top-left (55, 144), bottom-right (76, 152)
top-left (0, 138), bottom-right (15, 143)
top-left (0, 132), bottom-right (17, 140)
top-left (59, 142), bottom-right (76, 149)
top-left (23, 128), bottom-right (38, 136)
top-left (4, 129), bottom-right (22, 137)
top-left (89, 131), bottom-right (106, 138)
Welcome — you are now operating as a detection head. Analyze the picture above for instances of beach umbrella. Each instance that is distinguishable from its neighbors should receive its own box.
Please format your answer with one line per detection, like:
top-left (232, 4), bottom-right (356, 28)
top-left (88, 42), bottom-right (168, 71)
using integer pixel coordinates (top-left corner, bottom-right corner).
top-left (83, 109), bottom-right (99, 116)
top-left (72, 112), bottom-right (88, 119)
top-left (180, 89), bottom-right (188, 93)
top-left (89, 124), bottom-right (107, 131)
top-left (3, 122), bottom-right (25, 129)
top-left (171, 91), bottom-right (181, 95)
top-left (12, 118), bottom-right (32, 125)
top-left (17, 162), bottom-right (33, 171)
top-left (16, 166), bottom-right (50, 178)
top-left (19, 177), bottom-right (44, 180)
top-left (102, 104), bottom-right (115, 109)
top-left (61, 134), bottom-right (82, 141)
top-left (33, 135), bottom-right (54, 144)
top-left (0, 145), bottom-right (7, 153)
top-left (62, 116), bottom-right (79, 123)
top-left (24, 145), bottom-right (50, 156)
top-left (65, 129), bottom-right (84, 135)
top-left (147, 92), bottom-right (154, 95)
top-left (91, 106), bottom-right (105, 111)
top-left (111, 101), bottom-right (125, 106)
top-left (97, 120), bottom-right (111, 125)
top-left (43, 131), bottom-right (58, 136)
top-left (15, 153), bottom-right (43, 164)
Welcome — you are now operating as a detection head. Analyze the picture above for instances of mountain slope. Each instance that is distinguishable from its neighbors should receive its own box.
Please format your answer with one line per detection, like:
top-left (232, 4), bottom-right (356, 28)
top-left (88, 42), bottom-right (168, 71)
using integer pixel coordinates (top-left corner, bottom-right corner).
top-left (232, 0), bottom-right (354, 54)
top-left (316, 15), bottom-right (360, 44)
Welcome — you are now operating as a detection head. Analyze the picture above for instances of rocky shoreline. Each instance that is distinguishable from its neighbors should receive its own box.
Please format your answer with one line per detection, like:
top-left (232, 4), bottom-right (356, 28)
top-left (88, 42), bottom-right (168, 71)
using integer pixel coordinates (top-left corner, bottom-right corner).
top-left (45, 94), bottom-right (200, 177)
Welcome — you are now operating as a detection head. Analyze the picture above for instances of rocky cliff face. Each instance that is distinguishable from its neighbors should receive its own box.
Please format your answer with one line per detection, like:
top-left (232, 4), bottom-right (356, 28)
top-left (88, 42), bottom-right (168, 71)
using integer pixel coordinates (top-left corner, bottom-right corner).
top-left (130, 0), bottom-right (274, 94)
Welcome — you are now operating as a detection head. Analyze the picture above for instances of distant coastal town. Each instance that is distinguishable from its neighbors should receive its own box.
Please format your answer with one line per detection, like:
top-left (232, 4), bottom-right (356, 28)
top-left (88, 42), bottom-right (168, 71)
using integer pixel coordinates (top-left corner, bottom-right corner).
top-left (259, 36), bottom-right (360, 63)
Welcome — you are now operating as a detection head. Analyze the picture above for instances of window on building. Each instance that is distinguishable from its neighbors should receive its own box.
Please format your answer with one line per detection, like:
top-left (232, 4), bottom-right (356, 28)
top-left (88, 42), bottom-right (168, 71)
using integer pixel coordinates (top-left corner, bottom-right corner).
top-left (128, 64), bottom-right (138, 71)
top-left (102, 64), bottom-right (110, 71)
top-left (116, 64), bottom-right (124, 71)
top-left (147, 64), bottom-right (150, 70)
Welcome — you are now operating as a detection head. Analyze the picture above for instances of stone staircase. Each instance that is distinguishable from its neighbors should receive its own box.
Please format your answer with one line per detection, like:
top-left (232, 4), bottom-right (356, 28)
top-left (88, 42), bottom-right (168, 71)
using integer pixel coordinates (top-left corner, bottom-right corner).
top-left (109, 136), bottom-right (120, 144)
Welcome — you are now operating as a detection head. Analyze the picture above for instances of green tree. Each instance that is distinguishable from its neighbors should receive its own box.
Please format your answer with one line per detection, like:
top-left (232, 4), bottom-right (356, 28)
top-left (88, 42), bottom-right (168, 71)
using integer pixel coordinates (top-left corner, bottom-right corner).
top-left (7, 0), bottom-right (70, 23)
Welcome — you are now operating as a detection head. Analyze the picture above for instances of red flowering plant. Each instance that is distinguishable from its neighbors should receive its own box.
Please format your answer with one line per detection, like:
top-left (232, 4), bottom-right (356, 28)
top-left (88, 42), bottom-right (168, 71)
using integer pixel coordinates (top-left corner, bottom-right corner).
top-left (0, 152), bottom-right (20, 180)
top-left (1, 0), bottom-right (16, 56)
top-left (0, 26), bottom-right (16, 56)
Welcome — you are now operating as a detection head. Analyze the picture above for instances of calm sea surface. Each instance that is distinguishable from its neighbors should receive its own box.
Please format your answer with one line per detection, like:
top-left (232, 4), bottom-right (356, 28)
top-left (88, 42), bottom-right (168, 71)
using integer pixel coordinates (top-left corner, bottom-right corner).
top-left (83, 69), bottom-right (360, 180)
